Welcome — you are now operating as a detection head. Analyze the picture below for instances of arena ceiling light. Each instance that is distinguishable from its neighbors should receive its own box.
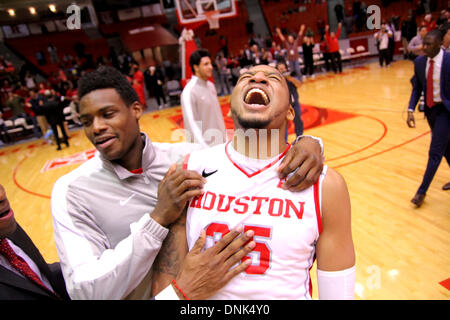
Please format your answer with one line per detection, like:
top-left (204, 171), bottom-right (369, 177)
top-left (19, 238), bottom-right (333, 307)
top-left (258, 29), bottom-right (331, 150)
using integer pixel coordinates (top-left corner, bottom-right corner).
top-left (29, 6), bottom-right (37, 15)
top-left (49, 4), bottom-right (57, 13)
top-left (7, 8), bottom-right (15, 16)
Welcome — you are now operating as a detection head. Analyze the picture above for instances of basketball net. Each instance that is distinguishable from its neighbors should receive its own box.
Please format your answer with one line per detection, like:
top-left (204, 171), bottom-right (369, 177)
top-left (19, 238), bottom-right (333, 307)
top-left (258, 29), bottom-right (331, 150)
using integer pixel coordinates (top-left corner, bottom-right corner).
top-left (204, 10), bottom-right (220, 29)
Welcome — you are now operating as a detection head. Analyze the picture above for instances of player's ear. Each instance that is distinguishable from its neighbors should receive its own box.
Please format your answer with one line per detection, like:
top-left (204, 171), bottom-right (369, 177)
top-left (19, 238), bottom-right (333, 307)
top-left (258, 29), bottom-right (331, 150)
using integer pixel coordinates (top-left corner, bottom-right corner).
top-left (130, 101), bottom-right (143, 120)
top-left (286, 105), bottom-right (295, 121)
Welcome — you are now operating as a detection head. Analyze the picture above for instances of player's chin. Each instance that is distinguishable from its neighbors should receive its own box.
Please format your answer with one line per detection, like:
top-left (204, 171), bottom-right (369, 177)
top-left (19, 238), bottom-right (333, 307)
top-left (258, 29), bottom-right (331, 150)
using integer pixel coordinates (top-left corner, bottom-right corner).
top-left (236, 114), bottom-right (271, 130)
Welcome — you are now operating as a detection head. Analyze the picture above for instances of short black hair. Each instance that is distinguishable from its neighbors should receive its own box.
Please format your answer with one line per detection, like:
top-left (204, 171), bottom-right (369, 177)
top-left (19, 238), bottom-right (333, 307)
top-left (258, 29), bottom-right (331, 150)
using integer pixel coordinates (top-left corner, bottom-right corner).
top-left (189, 49), bottom-right (211, 74)
top-left (77, 66), bottom-right (139, 106)
top-left (426, 29), bottom-right (443, 41)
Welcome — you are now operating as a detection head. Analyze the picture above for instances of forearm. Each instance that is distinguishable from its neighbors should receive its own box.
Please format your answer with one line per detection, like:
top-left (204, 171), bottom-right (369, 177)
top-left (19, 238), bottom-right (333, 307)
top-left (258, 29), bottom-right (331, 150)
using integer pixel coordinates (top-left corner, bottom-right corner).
top-left (151, 214), bottom-right (188, 297)
top-left (53, 209), bottom-right (168, 299)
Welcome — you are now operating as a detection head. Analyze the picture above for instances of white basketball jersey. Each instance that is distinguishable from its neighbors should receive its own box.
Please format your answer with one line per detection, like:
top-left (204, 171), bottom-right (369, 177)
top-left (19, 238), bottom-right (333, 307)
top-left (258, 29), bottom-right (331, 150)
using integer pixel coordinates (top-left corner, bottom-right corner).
top-left (184, 141), bottom-right (327, 300)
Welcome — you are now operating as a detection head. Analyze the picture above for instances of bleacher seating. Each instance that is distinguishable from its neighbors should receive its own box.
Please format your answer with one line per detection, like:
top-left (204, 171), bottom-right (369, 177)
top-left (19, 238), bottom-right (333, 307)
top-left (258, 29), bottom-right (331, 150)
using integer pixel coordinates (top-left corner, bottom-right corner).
top-left (5, 30), bottom-right (110, 76)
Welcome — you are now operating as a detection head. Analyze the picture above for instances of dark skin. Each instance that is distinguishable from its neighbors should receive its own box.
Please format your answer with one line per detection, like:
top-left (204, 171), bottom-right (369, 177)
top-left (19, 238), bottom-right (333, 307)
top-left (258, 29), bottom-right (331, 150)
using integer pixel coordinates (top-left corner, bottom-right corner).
top-left (79, 86), bottom-right (323, 299)
top-left (0, 184), bottom-right (16, 239)
top-left (151, 65), bottom-right (326, 297)
top-left (407, 33), bottom-right (443, 128)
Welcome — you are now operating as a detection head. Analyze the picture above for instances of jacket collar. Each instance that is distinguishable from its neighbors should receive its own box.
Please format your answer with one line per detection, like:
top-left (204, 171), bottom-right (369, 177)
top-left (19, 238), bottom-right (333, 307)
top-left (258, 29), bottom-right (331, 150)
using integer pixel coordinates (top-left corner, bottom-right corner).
top-left (100, 132), bottom-right (156, 180)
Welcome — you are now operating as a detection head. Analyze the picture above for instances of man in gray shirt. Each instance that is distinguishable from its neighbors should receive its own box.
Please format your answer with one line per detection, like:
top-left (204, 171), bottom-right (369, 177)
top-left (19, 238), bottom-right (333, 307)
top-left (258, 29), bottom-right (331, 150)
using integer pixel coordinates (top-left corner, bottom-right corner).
top-left (408, 26), bottom-right (428, 58)
top-left (181, 49), bottom-right (227, 147)
top-left (51, 66), bottom-right (325, 300)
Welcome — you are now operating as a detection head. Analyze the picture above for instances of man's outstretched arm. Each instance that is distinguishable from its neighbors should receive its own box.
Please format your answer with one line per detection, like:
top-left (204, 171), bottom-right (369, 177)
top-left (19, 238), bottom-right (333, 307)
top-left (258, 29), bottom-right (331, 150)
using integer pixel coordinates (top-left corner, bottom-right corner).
top-left (315, 167), bottom-right (355, 300)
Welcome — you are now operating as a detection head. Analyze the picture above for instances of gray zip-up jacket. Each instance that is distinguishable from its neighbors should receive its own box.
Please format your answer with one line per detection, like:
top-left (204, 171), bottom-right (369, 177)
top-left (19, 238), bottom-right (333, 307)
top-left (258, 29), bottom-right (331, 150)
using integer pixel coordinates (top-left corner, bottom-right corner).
top-left (51, 133), bottom-right (201, 299)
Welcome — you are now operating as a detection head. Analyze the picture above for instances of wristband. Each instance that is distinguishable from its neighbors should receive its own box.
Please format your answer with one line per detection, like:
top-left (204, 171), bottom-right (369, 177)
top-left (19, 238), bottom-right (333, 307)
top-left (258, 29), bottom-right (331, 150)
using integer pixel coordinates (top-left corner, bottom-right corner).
top-left (172, 279), bottom-right (190, 300)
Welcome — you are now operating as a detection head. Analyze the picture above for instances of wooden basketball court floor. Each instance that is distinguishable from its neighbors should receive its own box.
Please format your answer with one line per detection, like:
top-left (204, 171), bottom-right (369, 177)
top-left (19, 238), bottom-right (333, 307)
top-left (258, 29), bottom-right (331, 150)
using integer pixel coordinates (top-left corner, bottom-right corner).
top-left (0, 59), bottom-right (448, 300)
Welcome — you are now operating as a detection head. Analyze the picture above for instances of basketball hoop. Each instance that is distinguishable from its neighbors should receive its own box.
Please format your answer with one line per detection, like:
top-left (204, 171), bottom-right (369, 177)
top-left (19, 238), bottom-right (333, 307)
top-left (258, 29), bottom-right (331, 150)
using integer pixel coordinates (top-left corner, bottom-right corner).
top-left (204, 10), bottom-right (220, 29)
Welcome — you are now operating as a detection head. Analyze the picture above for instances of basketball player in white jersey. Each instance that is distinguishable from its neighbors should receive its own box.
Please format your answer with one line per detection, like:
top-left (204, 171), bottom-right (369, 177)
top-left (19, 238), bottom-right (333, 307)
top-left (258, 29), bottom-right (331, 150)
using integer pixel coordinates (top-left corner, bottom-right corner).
top-left (152, 65), bottom-right (355, 300)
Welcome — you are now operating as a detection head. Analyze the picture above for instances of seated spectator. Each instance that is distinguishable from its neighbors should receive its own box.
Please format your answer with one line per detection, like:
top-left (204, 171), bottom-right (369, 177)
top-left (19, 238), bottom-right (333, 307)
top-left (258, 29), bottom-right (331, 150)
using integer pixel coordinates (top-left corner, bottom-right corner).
top-left (0, 111), bottom-right (11, 144)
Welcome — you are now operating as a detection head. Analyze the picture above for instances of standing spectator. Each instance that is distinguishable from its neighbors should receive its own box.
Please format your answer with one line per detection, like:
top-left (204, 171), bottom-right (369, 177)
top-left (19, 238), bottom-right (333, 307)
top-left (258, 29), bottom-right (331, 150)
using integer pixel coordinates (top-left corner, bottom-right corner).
top-left (320, 35), bottom-right (332, 72)
top-left (27, 89), bottom-right (48, 137)
top-left (219, 35), bottom-right (229, 58)
top-left (401, 15), bottom-right (418, 60)
top-left (276, 24), bottom-right (306, 81)
top-left (302, 31), bottom-right (315, 78)
top-left (47, 43), bottom-right (59, 64)
top-left (144, 66), bottom-right (167, 110)
top-left (216, 52), bottom-right (231, 96)
top-left (406, 30), bottom-right (450, 207)
top-left (325, 23), bottom-right (343, 73)
top-left (35, 51), bottom-right (46, 66)
top-left (181, 49), bottom-right (226, 147)
top-left (24, 72), bottom-right (36, 90)
top-left (387, 18), bottom-right (397, 63)
top-left (334, 3), bottom-right (344, 23)
top-left (131, 63), bottom-right (146, 108)
top-left (132, 78), bottom-right (146, 108)
top-left (374, 23), bottom-right (393, 67)
top-left (41, 90), bottom-right (69, 151)
top-left (408, 26), bottom-right (428, 59)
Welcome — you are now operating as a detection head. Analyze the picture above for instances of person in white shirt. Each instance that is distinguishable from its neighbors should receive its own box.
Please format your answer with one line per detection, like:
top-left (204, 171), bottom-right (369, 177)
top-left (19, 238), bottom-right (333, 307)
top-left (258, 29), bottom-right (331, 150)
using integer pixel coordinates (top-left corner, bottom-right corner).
top-left (374, 22), bottom-right (393, 67)
top-left (181, 49), bottom-right (227, 147)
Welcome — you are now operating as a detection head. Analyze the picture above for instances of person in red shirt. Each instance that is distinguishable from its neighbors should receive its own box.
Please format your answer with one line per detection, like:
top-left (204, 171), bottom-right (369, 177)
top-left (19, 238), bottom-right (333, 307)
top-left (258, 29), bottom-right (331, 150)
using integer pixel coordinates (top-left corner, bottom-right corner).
top-left (325, 23), bottom-right (342, 73)
top-left (132, 78), bottom-right (146, 108)
top-left (422, 14), bottom-right (437, 32)
top-left (130, 63), bottom-right (147, 108)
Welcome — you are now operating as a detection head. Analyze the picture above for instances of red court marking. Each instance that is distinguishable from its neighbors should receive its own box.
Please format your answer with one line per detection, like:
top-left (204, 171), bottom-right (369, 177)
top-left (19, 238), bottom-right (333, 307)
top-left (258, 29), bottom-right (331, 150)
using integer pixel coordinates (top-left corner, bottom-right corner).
top-left (13, 157), bottom-right (51, 199)
top-left (439, 278), bottom-right (450, 291)
top-left (334, 131), bottom-right (431, 169)
top-left (326, 115), bottom-right (388, 162)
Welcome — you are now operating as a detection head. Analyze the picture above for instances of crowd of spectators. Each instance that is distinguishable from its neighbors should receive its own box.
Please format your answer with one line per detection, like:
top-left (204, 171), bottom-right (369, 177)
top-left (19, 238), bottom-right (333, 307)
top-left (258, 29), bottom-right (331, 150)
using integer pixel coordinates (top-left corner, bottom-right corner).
top-left (0, 43), bottom-right (182, 146)
top-left (1, 2), bottom-right (449, 145)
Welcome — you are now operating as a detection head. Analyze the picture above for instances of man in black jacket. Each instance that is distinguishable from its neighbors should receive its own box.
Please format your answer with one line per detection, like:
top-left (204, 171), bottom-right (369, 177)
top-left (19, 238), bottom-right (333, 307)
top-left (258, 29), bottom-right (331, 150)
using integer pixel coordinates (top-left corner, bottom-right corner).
top-left (0, 184), bottom-right (70, 300)
top-left (41, 90), bottom-right (69, 150)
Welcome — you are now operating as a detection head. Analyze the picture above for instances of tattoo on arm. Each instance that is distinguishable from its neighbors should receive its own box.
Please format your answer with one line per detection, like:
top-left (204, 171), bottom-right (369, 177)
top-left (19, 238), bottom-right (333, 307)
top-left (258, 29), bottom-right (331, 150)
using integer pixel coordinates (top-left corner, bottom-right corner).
top-left (151, 212), bottom-right (188, 296)
top-left (153, 221), bottom-right (186, 276)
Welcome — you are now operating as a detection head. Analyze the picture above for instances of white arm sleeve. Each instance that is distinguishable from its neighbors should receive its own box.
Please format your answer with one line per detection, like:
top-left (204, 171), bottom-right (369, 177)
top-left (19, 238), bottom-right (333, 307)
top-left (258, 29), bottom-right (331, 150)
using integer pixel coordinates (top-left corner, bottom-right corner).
top-left (154, 284), bottom-right (180, 300)
top-left (317, 266), bottom-right (355, 300)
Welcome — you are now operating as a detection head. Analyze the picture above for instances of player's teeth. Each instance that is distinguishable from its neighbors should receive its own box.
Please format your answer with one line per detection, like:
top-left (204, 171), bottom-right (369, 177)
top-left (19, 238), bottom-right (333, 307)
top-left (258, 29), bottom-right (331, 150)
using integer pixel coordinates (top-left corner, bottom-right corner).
top-left (245, 88), bottom-right (269, 104)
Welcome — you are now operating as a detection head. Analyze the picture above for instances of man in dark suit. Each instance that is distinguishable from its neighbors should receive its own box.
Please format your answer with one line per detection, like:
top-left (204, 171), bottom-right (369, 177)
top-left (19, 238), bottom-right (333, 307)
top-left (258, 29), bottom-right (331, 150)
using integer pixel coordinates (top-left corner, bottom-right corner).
top-left (41, 90), bottom-right (69, 151)
top-left (406, 29), bottom-right (450, 207)
top-left (0, 184), bottom-right (70, 300)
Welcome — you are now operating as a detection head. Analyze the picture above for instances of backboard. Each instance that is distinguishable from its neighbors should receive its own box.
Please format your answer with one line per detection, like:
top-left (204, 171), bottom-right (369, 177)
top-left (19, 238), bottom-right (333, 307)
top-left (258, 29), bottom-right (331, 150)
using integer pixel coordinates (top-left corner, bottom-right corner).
top-left (175, 0), bottom-right (237, 26)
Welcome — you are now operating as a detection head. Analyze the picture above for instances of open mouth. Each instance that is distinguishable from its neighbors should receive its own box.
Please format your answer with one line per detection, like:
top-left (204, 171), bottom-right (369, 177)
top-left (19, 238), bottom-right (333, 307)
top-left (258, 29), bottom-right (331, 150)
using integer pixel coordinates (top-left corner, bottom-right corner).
top-left (0, 209), bottom-right (12, 220)
top-left (244, 88), bottom-right (270, 106)
top-left (95, 136), bottom-right (117, 149)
